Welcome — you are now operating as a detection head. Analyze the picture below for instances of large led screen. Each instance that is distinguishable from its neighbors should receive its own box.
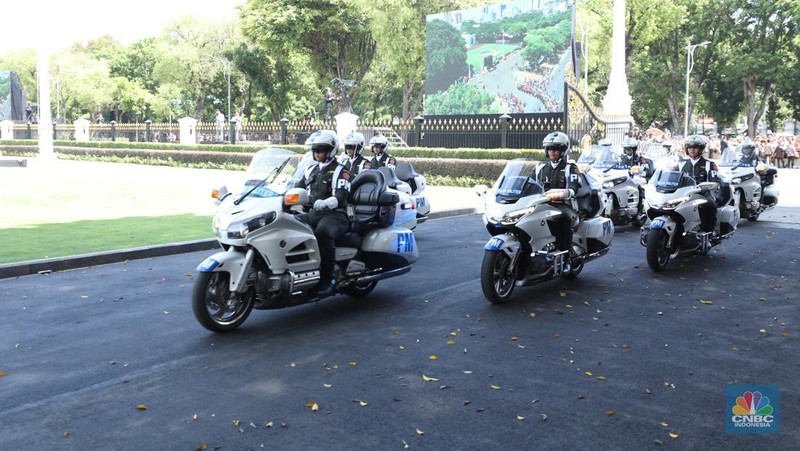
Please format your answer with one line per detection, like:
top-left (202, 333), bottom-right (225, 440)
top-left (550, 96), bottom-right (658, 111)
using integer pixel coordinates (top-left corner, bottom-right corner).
top-left (424, 0), bottom-right (574, 115)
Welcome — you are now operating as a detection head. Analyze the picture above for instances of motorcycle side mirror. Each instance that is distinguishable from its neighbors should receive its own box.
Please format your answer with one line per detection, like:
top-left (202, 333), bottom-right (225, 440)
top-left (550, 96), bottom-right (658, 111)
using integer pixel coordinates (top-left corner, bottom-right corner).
top-left (474, 184), bottom-right (488, 196)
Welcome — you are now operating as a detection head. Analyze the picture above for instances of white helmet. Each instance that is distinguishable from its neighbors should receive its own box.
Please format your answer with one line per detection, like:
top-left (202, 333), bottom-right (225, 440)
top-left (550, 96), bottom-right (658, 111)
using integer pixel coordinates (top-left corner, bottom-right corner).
top-left (599, 137), bottom-right (613, 147)
top-left (369, 135), bottom-right (389, 154)
top-left (622, 137), bottom-right (639, 156)
top-left (343, 131), bottom-right (365, 156)
top-left (305, 129), bottom-right (339, 160)
top-left (542, 131), bottom-right (570, 153)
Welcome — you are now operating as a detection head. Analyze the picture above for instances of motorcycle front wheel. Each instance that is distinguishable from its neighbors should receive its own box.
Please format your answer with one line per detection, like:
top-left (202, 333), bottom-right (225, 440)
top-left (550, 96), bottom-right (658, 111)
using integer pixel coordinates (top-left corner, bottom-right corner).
top-left (646, 228), bottom-right (671, 271)
top-left (481, 250), bottom-right (516, 304)
top-left (192, 271), bottom-right (254, 332)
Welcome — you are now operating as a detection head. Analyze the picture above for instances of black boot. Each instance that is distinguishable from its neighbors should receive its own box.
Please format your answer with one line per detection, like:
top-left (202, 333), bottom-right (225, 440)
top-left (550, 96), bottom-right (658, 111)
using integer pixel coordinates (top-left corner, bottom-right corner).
top-left (312, 247), bottom-right (336, 298)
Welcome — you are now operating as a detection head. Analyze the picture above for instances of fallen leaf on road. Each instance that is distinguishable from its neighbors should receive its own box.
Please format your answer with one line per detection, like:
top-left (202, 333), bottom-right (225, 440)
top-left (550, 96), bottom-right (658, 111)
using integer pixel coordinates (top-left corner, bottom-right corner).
top-left (699, 300), bottom-right (713, 305)
top-left (669, 433), bottom-right (679, 439)
top-left (323, 383), bottom-right (332, 388)
top-left (197, 444), bottom-right (207, 450)
top-left (416, 428), bottom-right (424, 435)
top-left (136, 404), bottom-right (148, 411)
top-left (306, 402), bottom-right (319, 411)
top-left (585, 372), bottom-right (593, 377)
top-left (349, 361), bottom-right (357, 366)
top-left (422, 374), bottom-right (439, 382)
top-left (490, 384), bottom-right (502, 390)
top-left (606, 411), bottom-right (616, 416)
top-left (529, 313), bottom-right (536, 318)
top-left (429, 355), bottom-right (438, 360)
top-left (517, 415), bottom-right (526, 420)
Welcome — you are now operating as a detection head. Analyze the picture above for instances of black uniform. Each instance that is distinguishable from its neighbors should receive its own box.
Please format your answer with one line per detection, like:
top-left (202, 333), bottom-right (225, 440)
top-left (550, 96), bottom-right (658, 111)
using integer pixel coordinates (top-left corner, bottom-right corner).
top-left (619, 154), bottom-right (655, 180)
top-left (344, 155), bottom-right (372, 177)
top-left (298, 161), bottom-right (351, 281)
top-left (371, 152), bottom-right (397, 169)
top-left (680, 157), bottom-right (719, 233)
top-left (534, 159), bottom-right (581, 251)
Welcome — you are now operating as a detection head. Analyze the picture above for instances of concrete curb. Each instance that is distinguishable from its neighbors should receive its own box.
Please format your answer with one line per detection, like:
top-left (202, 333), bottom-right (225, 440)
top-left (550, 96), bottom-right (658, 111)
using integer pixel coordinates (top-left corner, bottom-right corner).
top-left (0, 209), bottom-right (480, 280)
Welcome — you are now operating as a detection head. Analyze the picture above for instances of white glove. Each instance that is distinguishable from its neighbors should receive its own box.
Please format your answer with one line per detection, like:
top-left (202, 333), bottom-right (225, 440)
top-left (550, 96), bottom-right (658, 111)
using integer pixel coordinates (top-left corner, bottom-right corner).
top-left (323, 196), bottom-right (338, 210)
top-left (313, 199), bottom-right (329, 211)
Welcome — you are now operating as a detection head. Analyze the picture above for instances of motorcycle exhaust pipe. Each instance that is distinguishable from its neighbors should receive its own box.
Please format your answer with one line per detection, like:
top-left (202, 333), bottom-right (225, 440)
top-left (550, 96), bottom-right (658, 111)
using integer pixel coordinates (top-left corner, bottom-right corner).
top-left (354, 266), bottom-right (412, 285)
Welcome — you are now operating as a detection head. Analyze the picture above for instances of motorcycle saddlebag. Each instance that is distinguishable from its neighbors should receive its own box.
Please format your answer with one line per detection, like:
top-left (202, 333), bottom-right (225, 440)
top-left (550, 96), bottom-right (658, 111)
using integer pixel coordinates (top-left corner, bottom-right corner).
top-left (578, 217), bottom-right (614, 253)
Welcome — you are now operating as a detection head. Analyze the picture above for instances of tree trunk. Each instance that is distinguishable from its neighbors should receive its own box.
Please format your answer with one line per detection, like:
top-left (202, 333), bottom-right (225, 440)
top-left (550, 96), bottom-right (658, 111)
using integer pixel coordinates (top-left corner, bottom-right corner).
top-left (743, 77), bottom-right (772, 138)
top-left (666, 96), bottom-right (680, 134)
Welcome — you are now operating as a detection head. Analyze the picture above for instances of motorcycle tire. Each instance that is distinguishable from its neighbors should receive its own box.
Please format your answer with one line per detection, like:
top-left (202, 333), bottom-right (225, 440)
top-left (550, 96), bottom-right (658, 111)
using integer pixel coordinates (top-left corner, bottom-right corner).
top-left (646, 228), bottom-right (671, 272)
top-left (343, 280), bottom-right (378, 298)
top-left (192, 271), bottom-right (254, 333)
top-left (481, 250), bottom-right (516, 304)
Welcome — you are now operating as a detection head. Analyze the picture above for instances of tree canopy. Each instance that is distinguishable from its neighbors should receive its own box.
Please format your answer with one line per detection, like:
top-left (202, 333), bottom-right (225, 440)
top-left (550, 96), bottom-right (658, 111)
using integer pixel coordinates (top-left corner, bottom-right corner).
top-left (0, 0), bottom-right (796, 135)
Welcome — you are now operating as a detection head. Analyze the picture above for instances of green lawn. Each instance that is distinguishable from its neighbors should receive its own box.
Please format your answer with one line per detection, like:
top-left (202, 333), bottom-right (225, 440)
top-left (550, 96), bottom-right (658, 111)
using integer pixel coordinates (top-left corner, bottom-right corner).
top-left (0, 159), bottom-right (231, 265)
top-left (466, 42), bottom-right (521, 71)
top-left (0, 214), bottom-right (213, 264)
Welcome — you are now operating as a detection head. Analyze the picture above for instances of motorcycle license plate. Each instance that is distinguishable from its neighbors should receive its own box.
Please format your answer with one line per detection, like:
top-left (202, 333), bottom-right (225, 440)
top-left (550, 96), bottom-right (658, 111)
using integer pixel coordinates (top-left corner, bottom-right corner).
top-left (650, 218), bottom-right (666, 229)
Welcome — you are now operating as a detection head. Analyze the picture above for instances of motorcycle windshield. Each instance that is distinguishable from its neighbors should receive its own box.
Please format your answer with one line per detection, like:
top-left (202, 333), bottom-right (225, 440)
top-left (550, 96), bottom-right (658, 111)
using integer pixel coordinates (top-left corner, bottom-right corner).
top-left (591, 145), bottom-right (621, 169)
top-left (493, 158), bottom-right (544, 201)
top-left (719, 147), bottom-right (743, 167)
top-left (241, 148), bottom-right (305, 197)
top-left (650, 170), bottom-right (696, 193)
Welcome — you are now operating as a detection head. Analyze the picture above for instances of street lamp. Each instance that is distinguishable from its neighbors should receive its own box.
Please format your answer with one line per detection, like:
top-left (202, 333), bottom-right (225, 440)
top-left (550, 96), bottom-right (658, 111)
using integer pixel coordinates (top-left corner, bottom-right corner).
top-left (684, 40), bottom-right (711, 137)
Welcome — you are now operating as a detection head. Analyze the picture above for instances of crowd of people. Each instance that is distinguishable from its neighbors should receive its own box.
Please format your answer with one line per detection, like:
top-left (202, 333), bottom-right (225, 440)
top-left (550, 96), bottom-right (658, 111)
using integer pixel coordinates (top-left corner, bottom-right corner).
top-left (636, 130), bottom-right (799, 168)
top-left (516, 79), bottom-right (559, 112)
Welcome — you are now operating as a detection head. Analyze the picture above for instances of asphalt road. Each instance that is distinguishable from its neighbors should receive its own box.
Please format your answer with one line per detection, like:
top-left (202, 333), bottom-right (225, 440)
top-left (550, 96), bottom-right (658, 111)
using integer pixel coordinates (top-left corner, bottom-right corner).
top-left (0, 215), bottom-right (798, 449)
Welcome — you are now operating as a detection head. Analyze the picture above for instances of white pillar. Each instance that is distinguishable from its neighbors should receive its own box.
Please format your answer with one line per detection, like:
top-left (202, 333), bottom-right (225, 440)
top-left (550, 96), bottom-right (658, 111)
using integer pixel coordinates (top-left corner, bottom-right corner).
top-left (74, 118), bottom-right (90, 142)
top-left (601, 0), bottom-right (632, 144)
top-left (37, 45), bottom-right (54, 159)
top-left (0, 120), bottom-right (14, 140)
top-left (334, 112), bottom-right (359, 146)
top-left (178, 117), bottom-right (198, 145)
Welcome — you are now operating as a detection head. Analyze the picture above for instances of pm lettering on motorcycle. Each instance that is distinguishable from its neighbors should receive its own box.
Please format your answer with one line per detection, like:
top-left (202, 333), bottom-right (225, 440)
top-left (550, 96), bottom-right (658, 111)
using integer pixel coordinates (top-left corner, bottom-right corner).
top-left (602, 219), bottom-right (613, 236)
top-left (396, 232), bottom-right (414, 253)
top-left (485, 237), bottom-right (505, 250)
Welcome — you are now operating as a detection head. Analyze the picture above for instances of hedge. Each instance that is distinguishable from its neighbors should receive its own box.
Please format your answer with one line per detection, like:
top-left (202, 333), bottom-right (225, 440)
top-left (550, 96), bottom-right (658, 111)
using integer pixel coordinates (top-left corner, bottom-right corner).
top-left (0, 140), bottom-right (543, 160)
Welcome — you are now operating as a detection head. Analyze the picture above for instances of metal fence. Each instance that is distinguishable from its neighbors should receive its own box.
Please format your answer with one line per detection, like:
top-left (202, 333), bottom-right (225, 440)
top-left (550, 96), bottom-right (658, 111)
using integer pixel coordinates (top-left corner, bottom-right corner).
top-left (5, 89), bottom-right (627, 150)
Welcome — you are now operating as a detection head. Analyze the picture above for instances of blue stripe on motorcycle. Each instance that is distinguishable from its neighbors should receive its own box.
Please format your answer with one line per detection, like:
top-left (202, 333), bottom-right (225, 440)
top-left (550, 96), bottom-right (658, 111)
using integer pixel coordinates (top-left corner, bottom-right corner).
top-left (197, 258), bottom-right (220, 272)
top-left (485, 237), bottom-right (505, 250)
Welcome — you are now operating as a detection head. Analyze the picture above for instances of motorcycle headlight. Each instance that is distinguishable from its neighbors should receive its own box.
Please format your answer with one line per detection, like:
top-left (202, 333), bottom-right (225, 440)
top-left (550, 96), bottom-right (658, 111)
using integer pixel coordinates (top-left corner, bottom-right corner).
top-left (602, 177), bottom-right (627, 190)
top-left (227, 212), bottom-right (277, 239)
top-left (493, 206), bottom-right (536, 226)
top-left (660, 196), bottom-right (689, 210)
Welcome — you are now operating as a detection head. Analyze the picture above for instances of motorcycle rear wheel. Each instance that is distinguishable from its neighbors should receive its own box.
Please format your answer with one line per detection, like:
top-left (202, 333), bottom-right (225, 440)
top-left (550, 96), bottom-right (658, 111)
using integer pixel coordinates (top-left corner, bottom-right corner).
top-left (481, 250), bottom-right (516, 304)
top-left (192, 271), bottom-right (254, 332)
top-left (646, 228), bottom-right (670, 271)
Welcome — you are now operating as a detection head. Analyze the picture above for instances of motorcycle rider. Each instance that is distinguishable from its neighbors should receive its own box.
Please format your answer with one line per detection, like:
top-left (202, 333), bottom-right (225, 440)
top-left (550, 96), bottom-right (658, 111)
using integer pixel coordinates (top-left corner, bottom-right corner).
top-left (533, 131), bottom-right (581, 253)
top-left (739, 139), bottom-right (761, 166)
top-left (619, 136), bottom-right (654, 180)
top-left (369, 135), bottom-right (397, 169)
top-left (298, 130), bottom-right (352, 296)
top-left (680, 134), bottom-right (720, 235)
top-left (342, 131), bottom-right (372, 176)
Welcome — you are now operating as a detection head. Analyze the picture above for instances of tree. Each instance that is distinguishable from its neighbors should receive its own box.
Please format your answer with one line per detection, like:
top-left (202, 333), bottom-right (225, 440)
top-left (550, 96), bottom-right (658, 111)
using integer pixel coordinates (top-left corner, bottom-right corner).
top-left (424, 82), bottom-right (502, 115)
top-left (726, 0), bottom-right (798, 137)
top-left (425, 19), bottom-right (467, 95)
top-left (241, 0), bottom-right (376, 114)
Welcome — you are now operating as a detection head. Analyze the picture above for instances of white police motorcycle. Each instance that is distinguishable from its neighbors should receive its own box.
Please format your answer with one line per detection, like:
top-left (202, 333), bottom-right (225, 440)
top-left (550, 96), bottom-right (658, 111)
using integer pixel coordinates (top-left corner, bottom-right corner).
top-left (192, 148), bottom-right (418, 332)
top-left (395, 162), bottom-right (431, 224)
top-left (639, 169), bottom-right (739, 271)
top-left (579, 144), bottom-right (648, 227)
top-left (476, 158), bottom-right (614, 303)
top-left (718, 146), bottom-right (779, 222)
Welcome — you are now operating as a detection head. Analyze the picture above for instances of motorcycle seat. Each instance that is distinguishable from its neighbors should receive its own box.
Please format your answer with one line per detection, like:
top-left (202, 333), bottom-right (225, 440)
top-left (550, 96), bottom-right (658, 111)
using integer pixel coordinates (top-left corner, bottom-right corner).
top-left (377, 167), bottom-right (401, 190)
top-left (349, 169), bottom-right (399, 234)
top-left (395, 162), bottom-right (419, 192)
top-left (337, 232), bottom-right (362, 249)
top-left (575, 173), bottom-right (602, 218)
